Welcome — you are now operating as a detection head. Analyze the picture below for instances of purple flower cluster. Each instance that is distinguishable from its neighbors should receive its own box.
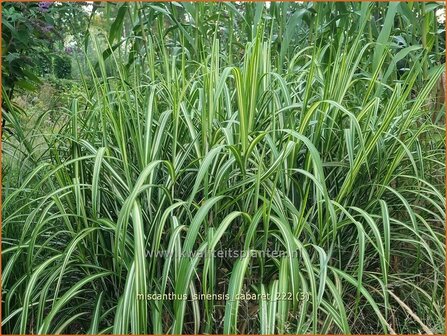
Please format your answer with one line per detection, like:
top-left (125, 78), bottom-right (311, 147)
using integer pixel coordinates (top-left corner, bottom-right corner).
top-left (38, 2), bottom-right (52, 12)
top-left (65, 46), bottom-right (74, 54)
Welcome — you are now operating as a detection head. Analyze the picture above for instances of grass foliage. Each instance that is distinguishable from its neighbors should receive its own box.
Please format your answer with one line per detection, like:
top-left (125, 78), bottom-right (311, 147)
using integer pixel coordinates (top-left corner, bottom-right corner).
top-left (2, 2), bottom-right (446, 334)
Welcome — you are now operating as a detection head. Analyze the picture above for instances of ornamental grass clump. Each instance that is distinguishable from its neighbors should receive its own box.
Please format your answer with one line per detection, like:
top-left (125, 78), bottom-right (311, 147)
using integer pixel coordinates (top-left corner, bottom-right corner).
top-left (2, 2), bottom-right (445, 334)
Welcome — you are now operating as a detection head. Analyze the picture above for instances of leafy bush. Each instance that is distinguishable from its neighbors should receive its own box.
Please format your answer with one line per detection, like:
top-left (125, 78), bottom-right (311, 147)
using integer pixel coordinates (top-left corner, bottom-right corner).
top-left (53, 55), bottom-right (72, 79)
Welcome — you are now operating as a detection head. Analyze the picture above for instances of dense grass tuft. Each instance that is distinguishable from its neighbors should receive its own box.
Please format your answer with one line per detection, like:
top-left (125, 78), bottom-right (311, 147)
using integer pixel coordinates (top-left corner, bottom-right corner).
top-left (2, 2), bottom-right (445, 334)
